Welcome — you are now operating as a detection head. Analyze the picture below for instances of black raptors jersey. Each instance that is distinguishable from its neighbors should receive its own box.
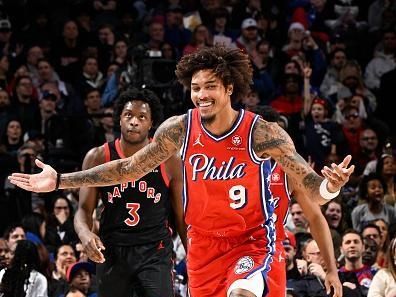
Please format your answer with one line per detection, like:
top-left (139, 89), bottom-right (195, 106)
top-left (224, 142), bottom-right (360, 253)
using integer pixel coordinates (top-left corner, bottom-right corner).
top-left (98, 139), bottom-right (171, 246)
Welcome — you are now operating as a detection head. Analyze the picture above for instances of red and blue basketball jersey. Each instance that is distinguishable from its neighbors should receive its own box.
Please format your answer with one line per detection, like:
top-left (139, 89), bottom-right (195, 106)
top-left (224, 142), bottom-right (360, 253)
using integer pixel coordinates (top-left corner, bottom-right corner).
top-left (181, 109), bottom-right (275, 242)
top-left (269, 162), bottom-right (291, 243)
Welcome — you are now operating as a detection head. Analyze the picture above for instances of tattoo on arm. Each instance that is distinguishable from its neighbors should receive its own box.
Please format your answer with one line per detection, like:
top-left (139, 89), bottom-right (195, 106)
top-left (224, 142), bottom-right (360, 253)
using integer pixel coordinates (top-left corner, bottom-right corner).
top-left (60, 115), bottom-right (187, 189)
top-left (252, 118), bottom-right (322, 196)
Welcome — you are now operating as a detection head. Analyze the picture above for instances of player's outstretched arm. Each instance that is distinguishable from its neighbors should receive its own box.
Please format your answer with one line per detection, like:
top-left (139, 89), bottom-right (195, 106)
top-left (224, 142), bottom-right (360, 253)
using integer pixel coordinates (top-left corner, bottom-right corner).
top-left (9, 115), bottom-right (187, 192)
top-left (252, 118), bottom-right (353, 204)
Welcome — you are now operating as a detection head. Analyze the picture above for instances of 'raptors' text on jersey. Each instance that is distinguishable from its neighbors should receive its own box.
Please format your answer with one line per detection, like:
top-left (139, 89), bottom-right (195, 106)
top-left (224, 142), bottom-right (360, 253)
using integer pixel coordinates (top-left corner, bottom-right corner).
top-left (181, 109), bottom-right (275, 240)
top-left (98, 139), bottom-right (171, 246)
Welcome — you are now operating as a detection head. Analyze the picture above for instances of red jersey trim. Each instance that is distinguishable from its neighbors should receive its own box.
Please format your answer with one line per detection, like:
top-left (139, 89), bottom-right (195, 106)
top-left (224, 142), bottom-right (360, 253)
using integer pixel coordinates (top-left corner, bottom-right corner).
top-left (160, 163), bottom-right (170, 188)
top-left (104, 142), bottom-right (111, 163)
top-left (115, 138), bottom-right (125, 158)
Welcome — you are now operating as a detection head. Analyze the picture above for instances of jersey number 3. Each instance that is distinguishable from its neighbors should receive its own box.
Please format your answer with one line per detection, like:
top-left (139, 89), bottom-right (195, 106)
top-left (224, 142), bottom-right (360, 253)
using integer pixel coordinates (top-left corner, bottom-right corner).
top-left (124, 203), bottom-right (140, 226)
top-left (229, 185), bottom-right (247, 209)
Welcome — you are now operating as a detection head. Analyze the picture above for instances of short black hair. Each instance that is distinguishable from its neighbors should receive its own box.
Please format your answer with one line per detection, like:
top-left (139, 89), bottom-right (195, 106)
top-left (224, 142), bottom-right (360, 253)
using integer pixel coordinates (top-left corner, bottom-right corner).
top-left (114, 87), bottom-right (164, 129)
top-left (362, 223), bottom-right (381, 235)
top-left (342, 229), bottom-right (363, 242)
top-left (3, 223), bottom-right (25, 241)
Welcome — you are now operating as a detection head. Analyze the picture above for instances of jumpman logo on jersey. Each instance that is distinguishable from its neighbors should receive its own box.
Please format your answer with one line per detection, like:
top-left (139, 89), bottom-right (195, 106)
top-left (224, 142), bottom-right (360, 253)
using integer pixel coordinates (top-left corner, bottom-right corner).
top-left (193, 133), bottom-right (204, 147)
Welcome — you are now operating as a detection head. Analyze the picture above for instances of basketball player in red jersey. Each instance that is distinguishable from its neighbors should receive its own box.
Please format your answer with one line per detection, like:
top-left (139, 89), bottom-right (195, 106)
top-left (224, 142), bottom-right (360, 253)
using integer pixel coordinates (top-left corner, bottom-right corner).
top-left (9, 46), bottom-right (354, 297)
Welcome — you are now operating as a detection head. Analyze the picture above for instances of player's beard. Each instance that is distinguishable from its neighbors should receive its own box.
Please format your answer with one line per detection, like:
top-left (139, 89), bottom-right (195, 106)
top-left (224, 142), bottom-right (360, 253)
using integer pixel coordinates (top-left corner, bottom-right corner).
top-left (201, 114), bottom-right (216, 125)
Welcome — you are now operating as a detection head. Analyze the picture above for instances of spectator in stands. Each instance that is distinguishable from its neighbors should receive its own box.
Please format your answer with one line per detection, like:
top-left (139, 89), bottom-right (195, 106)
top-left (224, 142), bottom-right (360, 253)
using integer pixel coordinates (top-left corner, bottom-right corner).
top-left (340, 104), bottom-right (365, 161)
top-left (0, 19), bottom-right (13, 57)
top-left (362, 236), bottom-right (380, 269)
top-left (53, 20), bottom-right (85, 82)
top-left (210, 7), bottom-right (236, 45)
top-left (111, 39), bottom-right (128, 67)
top-left (74, 56), bottom-right (104, 97)
top-left (333, 61), bottom-right (377, 113)
top-left (9, 75), bottom-right (40, 132)
top-left (25, 46), bottom-right (44, 86)
top-left (39, 79), bottom-right (84, 117)
top-left (164, 4), bottom-right (191, 52)
top-left (285, 231), bottom-right (300, 281)
top-left (251, 40), bottom-right (277, 104)
top-left (352, 173), bottom-right (396, 232)
top-left (160, 42), bottom-right (178, 60)
top-left (0, 240), bottom-right (47, 297)
top-left (64, 262), bottom-right (96, 297)
top-left (236, 18), bottom-right (261, 56)
top-left (354, 128), bottom-right (381, 175)
top-left (21, 213), bottom-right (46, 246)
top-left (38, 87), bottom-right (70, 150)
top-left (183, 24), bottom-right (212, 56)
top-left (367, 237), bottom-right (396, 297)
top-left (362, 223), bottom-right (382, 248)
top-left (320, 48), bottom-right (347, 98)
top-left (339, 229), bottom-right (376, 295)
top-left (290, 200), bottom-right (310, 234)
top-left (145, 21), bottom-right (165, 52)
top-left (364, 29), bottom-right (396, 91)
top-left (322, 199), bottom-right (347, 235)
top-left (230, 0), bottom-right (262, 30)
top-left (368, 0), bottom-right (396, 34)
top-left (0, 118), bottom-right (23, 155)
top-left (373, 218), bottom-right (390, 267)
top-left (0, 239), bottom-right (10, 269)
top-left (0, 53), bottom-right (9, 89)
top-left (50, 244), bottom-right (77, 297)
top-left (240, 87), bottom-right (260, 111)
top-left (96, 24), bottom-right (115, 72)
top-left (303, 96), bottom-right (345, 173)
top-left (270, 73), bottom-right (304, 151)
top-left (290, 0), bottom-right (335, 46)
top-left (0, 89), bottom-right (11, 135)
top-left (3, 224), bottom-right (25, 253)
top-left (46, 196), bottom-right (78, 251)
top-left (376, 153), bottom-right (396, 206)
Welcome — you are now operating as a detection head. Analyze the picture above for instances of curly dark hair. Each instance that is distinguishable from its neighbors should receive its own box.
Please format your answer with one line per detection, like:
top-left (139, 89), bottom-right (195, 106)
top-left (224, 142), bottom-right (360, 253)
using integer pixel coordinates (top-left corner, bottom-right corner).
top-left (0, 240), bottom-right (40, 297)
top-left (175, 45), bottom-right (253, 103)
top-left (358, 173), bottom-right (387, 201)
top-left (114, 87), bottom-right (164, 129)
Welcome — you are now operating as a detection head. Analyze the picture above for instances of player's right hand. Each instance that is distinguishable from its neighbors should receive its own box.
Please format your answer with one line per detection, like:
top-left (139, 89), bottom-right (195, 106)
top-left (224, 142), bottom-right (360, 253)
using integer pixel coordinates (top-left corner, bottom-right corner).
top-left (8, 159), bottom-right (57, 192)
top-left (80, 231), bottom-right (106, 263)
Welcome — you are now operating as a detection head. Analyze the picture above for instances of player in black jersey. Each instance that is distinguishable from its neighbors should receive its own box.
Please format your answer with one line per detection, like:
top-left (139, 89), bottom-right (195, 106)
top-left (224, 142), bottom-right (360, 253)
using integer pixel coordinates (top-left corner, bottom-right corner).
top-left (74, 87), bottom-right (186, 297)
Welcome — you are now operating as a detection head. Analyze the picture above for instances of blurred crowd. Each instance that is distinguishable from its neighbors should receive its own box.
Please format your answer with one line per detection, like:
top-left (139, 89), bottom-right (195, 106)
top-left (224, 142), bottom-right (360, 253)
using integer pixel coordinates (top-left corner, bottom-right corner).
top-left (0, 0), bottom-right (395, 296)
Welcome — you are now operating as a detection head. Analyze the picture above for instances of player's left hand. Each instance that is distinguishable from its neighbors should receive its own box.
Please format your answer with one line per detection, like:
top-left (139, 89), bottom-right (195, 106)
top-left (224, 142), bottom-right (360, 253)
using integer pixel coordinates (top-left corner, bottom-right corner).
top-left (325, 270), bottom-right (343, 297)
top-left (321, 155), bottom-right (354, 193)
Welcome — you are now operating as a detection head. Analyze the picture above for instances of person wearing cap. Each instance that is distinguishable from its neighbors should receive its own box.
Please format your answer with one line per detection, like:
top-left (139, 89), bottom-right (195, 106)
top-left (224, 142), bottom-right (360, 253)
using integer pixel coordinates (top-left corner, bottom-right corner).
top-left (0, 19), bottom-right (12, 56)
top-left (303, 94), bottom-right (346, 173)
top-left (236, 18), bottom-right (261, 55)
top-left (63, 261), bottom-right (96, 297)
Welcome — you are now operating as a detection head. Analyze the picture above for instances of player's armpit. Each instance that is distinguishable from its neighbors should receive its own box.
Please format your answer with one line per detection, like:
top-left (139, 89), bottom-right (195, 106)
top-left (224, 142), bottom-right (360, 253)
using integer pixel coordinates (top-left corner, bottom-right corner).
top-left (252, 118), bottom-right (322, 199)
